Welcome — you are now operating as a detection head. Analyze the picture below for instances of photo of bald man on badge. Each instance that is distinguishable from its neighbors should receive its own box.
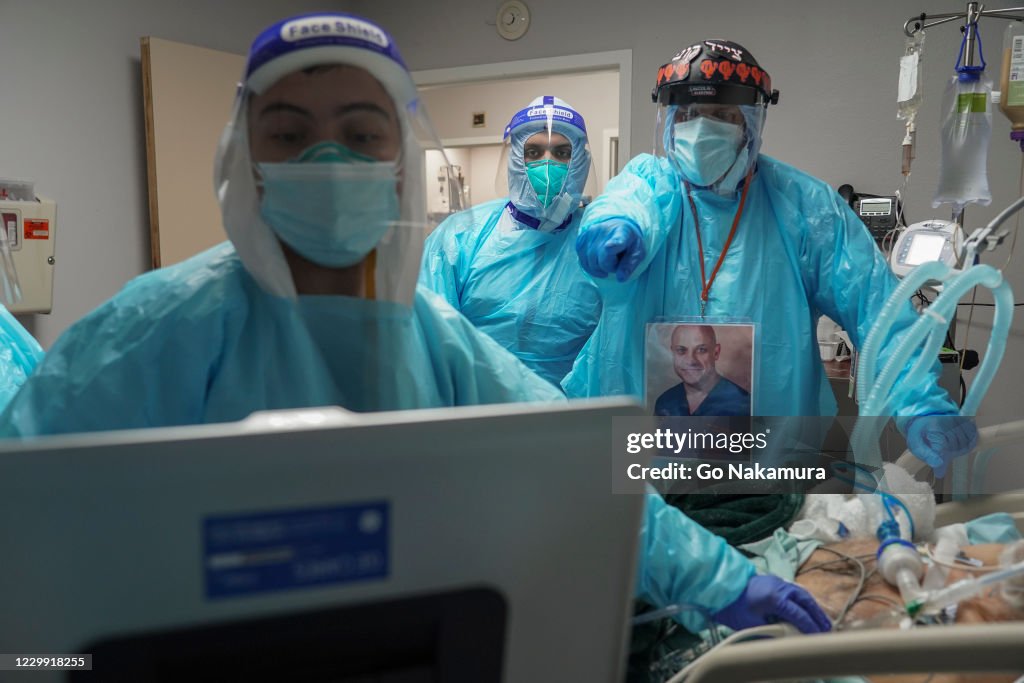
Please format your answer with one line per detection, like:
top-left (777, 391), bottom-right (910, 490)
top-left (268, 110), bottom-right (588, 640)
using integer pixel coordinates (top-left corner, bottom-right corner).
top-left (646, 322), bottom-right (754, 417)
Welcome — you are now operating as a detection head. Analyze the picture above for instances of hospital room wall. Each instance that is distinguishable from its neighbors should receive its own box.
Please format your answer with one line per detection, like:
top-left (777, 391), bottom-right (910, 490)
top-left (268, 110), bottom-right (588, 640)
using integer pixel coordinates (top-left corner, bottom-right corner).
top-left (357, 0), bottom-right (1024, 425)
top-left (0, 0), bottom-right (351, 351)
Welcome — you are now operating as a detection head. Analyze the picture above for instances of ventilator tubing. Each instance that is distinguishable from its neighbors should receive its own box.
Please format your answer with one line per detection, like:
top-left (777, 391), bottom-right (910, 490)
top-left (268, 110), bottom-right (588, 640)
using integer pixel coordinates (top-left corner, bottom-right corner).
top-left (867, 265), bottom-right (999, 415)
top-left (919, 557), bottom-right (1024, 614)
top-left (852, 261), bottom-right (1012, 476)
top-left (852, 261), bottom-right (946, 467)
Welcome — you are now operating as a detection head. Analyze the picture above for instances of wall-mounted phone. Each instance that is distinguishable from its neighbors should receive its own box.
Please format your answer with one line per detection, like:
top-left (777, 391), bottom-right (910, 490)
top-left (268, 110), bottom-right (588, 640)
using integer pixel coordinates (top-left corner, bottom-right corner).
top-left (837, 184), bottom-right (902, 241)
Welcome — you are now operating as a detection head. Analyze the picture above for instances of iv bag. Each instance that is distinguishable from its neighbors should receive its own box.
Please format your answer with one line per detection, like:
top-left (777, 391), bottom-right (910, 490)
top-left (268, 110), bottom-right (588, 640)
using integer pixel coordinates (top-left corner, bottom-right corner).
top-left (933, 72), bottom-right (993, 210)
top-left (898, 31), bottom-right (926, 121)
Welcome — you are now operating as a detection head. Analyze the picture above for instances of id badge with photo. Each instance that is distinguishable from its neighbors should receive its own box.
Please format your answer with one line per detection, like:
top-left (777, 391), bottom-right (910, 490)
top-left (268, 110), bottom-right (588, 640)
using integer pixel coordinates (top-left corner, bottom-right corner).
top-left (644, 317), bottom-right (758, 417)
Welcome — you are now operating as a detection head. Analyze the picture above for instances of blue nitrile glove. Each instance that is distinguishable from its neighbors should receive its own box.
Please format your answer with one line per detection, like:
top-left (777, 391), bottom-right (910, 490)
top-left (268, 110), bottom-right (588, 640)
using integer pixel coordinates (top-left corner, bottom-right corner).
top-left (712, 575), bottom-right (833, 634)
top-left (575, 219), bottom-right (646, 282)
top-left (906, 413), bottom-right (979, 478)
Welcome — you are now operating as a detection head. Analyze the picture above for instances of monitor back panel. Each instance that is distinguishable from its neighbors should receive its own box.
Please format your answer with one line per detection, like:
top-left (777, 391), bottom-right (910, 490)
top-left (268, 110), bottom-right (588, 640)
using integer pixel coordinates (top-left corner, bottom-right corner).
top-left (0, 399), bottom-right (648, 682)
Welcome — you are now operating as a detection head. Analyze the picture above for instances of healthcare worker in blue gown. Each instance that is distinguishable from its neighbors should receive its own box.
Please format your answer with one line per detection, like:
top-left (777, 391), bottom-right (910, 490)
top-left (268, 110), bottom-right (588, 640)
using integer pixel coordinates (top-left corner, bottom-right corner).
top-left (418, 92), bottom-right (828, 634)
top-left (569, 39), bottom-right (977, 478)
top-left (0, 19), bottom-right (831, 636)
top-left (0, 12), bottom-right (564, 435)
top-left (420, 96), bottom-right (600, 388)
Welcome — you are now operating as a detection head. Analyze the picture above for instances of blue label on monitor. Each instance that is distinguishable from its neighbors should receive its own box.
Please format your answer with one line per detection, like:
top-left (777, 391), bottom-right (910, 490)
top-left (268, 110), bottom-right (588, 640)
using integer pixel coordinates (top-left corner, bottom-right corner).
top-left (204, 501), bottom-right (389, 599)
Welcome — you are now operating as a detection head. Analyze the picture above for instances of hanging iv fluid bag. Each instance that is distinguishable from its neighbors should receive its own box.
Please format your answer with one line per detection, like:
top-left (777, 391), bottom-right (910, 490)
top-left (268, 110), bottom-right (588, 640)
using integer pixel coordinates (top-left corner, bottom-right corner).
top-left (933, 68), bottom-right (993, 210)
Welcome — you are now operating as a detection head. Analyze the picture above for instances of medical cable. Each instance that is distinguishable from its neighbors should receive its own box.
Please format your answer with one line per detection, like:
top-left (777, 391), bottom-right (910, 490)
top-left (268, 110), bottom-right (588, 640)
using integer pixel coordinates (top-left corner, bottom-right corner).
top-left (952, 302), bottom-right (1024, 306)
top-left (916, 291), bottom-right (1021, 311)
top-left (797, 546), bottom-right (872, 626)
top-left (958, 284), bottom-right (980, 380)
top-left (799, 546), bottom-right (946, 625)
top-left (851, 593), bottom-right (907, 612)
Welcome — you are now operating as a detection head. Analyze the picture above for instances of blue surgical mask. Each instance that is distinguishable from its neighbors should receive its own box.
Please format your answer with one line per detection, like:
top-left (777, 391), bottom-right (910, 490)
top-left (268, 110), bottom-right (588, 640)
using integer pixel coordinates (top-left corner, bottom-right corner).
top-left (258, 143), bottom-right (400, 268)
top-left (671, 117), bottom-right (744, 187)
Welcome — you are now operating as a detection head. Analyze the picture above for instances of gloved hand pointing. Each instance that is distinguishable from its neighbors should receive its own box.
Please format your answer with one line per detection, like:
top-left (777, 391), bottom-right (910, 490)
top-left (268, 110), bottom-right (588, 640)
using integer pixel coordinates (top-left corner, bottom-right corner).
top-left (575, 218), bottom-right (646, 282)
top-left (713, 575), bottom-right (832, 634)
top-left (906, 413), bottom-right (979, 478)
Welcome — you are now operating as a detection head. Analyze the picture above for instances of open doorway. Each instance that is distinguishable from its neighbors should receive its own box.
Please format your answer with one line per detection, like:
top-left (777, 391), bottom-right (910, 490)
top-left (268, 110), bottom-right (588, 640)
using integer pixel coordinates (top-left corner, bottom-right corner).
top-left (412, 51), bottom-right (631, 224)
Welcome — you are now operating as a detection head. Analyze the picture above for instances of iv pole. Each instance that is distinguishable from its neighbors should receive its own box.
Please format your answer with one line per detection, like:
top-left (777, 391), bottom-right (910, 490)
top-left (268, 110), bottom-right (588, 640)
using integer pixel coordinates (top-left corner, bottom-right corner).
top-left (901, 4), bottom-right (1020, 499)
top-left (905, 2), bottom-right (1024, 38)
top-left (904, 2), bottom-right (1024, 228)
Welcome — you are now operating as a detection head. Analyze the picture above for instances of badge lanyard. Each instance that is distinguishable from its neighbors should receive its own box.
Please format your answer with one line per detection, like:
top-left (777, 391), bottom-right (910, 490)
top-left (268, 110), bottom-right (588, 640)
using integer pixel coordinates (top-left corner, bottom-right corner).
top-left (685, 167), bottom-right (754, 317)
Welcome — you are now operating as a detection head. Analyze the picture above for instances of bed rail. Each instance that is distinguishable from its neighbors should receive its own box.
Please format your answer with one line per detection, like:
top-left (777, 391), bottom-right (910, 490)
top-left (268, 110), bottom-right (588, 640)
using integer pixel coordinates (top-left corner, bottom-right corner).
top-left (682, 623), bottom-right (1024, 682)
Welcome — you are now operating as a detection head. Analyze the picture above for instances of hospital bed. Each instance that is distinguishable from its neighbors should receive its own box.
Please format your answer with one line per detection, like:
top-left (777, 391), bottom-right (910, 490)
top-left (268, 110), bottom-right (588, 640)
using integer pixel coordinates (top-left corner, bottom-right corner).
top-left (665, 419), bottom-right (1024, 683)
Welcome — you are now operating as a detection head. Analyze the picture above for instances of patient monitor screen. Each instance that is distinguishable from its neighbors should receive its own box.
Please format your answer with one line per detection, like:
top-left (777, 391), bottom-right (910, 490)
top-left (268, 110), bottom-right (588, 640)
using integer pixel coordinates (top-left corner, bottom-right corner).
top-left (905, 233), bottom-right (947, 266)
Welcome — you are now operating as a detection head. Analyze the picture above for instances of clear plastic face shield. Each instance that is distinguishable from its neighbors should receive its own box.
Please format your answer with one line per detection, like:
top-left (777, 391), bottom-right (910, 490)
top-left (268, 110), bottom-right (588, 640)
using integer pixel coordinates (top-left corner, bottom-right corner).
top-left (654, 97), bottom-right (767, 196)
top-left (651, 41), bottom-right (778, 196)
top-left (495, 97), bottom-right (597, 231)
top-left (214, 15), bottom-right (463, 307)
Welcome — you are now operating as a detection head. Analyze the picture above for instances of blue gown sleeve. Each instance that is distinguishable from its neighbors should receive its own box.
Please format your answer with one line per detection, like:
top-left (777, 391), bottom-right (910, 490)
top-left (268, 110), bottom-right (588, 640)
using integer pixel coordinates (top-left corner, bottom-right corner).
top-left (414, 286), bottom-right (565, 405)
top-left (0, 305), bottom-right (43, 412)
top-left (418, 212), bottom-right (465, 310)
top-left (0, 272), bottom-right (232, 437)
top-left (636, 490), bottom-right (755, 631)
top-left (578, 154), bottom-right (683, 283)
top-left (798, 186), bottom-right (958, 418)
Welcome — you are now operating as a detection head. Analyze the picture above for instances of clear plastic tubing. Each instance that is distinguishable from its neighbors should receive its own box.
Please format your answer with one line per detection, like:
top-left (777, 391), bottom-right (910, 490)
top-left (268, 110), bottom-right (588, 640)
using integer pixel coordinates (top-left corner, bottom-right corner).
top-left (920, 559), bottom-right (1024, 612)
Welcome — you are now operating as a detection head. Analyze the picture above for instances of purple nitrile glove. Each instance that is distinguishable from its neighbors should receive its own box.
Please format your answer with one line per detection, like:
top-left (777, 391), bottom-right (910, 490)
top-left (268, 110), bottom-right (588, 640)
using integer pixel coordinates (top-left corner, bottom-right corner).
top-left (713, 575), bottom-right (833, 634)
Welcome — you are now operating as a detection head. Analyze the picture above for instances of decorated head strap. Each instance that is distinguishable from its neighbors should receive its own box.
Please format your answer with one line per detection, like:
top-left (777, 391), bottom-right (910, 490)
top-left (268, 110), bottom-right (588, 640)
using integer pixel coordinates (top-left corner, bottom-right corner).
top-left (652, 39), bottom-right (779, 107)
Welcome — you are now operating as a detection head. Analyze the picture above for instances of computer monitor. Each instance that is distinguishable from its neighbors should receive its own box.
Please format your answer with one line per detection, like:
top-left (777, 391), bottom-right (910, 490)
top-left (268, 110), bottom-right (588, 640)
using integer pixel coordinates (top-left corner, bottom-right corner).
top-left (0, 398), bottom-right (648, 682)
